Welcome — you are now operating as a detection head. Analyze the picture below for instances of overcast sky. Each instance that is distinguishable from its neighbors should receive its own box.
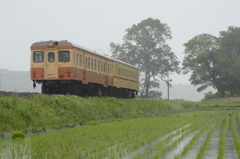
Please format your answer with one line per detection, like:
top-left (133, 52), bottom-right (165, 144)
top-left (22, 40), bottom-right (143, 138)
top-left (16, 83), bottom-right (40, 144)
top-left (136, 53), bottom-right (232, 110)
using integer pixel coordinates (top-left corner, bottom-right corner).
top-left (1, 0), bottom-right (240, 86)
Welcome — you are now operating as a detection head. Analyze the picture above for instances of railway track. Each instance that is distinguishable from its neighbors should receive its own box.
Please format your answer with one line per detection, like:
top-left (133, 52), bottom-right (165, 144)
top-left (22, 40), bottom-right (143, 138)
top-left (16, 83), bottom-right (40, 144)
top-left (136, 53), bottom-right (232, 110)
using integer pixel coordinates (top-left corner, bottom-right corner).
top-left (0, 91), bottom-right (39, 98)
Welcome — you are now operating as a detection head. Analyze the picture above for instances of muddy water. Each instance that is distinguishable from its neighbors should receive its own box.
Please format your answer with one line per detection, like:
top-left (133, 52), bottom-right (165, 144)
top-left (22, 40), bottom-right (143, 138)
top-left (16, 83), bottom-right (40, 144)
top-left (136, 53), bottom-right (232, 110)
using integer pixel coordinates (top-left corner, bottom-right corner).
top-left (163, 132), bottom-right (197, 159)
top-left (225, 118), bottom-right (238, 159)
top-left (0, 139), bottom-right (31, 159)
top-left (121, 124), bottom-right (191, 159)
top-left (184, 124), bottom-right (215, 159)
top-left (236, 117), bottom-right (240, 138)
top-left (204, 128), bottom-right (220, 159)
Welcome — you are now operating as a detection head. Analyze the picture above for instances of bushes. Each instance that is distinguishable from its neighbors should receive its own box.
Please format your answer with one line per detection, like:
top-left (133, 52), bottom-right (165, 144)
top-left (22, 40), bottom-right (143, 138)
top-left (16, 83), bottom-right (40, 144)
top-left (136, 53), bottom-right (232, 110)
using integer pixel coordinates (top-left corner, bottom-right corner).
top-left (11, 131), bottom-right (25, 139)
top-left (204, 91), bottom-right (215, 100)
top-left (215, 92), bottom-right (222, 98)
top-left (203, 91), bottom-right (236, 100)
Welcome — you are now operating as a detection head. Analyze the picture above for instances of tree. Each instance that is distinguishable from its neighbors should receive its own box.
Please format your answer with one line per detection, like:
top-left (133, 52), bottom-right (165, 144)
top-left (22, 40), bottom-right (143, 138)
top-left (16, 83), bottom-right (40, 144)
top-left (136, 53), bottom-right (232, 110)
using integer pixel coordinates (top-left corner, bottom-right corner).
top-left (110, 18), bottom-right (180, 97)
top-left (182, 26), bottom-right (240, 96)
top-left (182, 34), bottom-right (219, 92)
top-left (148, 90), bottom-right (162, 99)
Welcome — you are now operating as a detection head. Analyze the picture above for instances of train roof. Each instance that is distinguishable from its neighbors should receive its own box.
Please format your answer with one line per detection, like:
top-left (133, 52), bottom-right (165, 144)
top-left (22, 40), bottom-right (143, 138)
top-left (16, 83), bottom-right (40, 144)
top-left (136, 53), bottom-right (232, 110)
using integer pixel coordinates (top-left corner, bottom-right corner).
top-left (31, 40), bottom-right (139, 70)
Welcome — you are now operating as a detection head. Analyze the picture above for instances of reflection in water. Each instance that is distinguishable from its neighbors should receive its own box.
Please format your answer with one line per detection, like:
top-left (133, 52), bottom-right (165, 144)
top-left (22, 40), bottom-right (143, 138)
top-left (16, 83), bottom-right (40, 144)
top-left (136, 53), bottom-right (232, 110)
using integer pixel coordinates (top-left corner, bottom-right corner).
top-left (0, 138), bottom-right (31, 159)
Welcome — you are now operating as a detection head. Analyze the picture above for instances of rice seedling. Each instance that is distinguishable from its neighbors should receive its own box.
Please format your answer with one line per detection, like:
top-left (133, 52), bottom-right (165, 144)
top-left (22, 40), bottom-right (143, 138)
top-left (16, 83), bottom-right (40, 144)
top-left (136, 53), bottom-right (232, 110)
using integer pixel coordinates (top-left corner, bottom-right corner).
top-left (217, 117), bottom-right (230, 159)
top-left (196, 117), bottom-right (223, 159)
top-left (174, 118), bottom-right (217, 159)
top-left (232, 116), bottom-right (240, 158)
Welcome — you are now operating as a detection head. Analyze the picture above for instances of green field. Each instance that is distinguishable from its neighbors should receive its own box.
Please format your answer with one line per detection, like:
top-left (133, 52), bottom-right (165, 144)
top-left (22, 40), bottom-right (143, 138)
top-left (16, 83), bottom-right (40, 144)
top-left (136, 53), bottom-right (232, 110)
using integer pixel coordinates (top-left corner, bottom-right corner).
top-left (1, 95), bottom-right (240, 158)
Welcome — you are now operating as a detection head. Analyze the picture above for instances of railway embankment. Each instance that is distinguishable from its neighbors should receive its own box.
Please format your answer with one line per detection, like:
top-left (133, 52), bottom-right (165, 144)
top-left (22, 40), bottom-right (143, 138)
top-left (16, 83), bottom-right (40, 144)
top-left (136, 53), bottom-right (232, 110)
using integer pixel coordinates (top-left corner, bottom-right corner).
top-left (0, 93), bottom-right (192, 136)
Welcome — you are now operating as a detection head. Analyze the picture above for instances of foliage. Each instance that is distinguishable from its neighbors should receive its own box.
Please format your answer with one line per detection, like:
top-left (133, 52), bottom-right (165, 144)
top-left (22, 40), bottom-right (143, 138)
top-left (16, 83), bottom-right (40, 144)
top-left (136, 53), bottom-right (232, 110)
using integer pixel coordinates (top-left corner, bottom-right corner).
top-left (110, 18), bottom-right (180, 97)
top-left (214, 92), bottom-right (222, 98)
top-left (148, 90), bottom-right (162, 99)
top-left (224, 91), bottom-right (230, 98)
top-left (11, 131), bottom-right (25, 139)
top-left (182, 26), bottom-right (240, 96)
top-left (203, 91), bottom-right (215, 100)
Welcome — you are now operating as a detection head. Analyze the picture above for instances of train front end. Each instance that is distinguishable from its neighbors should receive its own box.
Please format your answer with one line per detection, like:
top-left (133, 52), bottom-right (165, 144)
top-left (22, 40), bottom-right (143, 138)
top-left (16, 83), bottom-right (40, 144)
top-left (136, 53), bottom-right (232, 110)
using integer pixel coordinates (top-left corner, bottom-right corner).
top-left (30, 40), bottom-right (74, 94)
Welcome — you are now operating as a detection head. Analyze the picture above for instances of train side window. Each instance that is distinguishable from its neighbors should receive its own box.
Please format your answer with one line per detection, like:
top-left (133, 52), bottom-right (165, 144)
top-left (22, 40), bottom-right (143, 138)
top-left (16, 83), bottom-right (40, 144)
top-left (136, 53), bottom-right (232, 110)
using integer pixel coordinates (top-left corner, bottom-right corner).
top-left (58, 51), bottom-right (70, 62)
top-left (48, 52), bottom-right (55, 62)
top-left (98, 60), bottom-right (100, 71)
top-left (104, 63), bottom-right (106, 73)
top-left (33, 51), bottom-right (44, 63)
top-left (88, 57), bottom-right (90, 69)
top-left (79, 54), bottom-right (82, 67)
top-left (76, 53), bottom-right (78, 66)
top-left (91, 58), bottom-right (93, 70)
top-left (94, 59), bottom-right (97, 70)
top-left (110, 64), bottom-right (112, 74)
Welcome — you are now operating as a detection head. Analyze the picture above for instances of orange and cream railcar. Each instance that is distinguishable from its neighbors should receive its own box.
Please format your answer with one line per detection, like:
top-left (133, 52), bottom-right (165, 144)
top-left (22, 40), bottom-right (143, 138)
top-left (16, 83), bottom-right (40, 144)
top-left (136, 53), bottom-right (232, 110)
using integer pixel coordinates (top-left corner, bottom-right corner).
top-left (30, 40), bottom-right (139, 98)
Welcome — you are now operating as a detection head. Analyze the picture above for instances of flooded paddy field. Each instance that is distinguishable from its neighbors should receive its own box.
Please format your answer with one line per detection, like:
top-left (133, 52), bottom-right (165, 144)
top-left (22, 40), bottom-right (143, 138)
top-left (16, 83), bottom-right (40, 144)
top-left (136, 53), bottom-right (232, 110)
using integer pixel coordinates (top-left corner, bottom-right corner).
top-left (1, 109), bottom-right (240, 159)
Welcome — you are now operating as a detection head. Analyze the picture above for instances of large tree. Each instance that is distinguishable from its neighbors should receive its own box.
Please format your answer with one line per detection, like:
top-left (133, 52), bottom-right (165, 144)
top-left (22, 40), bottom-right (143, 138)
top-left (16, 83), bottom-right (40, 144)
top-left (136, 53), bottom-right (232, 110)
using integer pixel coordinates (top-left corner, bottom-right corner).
top-left (110, 18), bottom-right (180, 97)
top-left (182, 26), bottom-right (240, 96)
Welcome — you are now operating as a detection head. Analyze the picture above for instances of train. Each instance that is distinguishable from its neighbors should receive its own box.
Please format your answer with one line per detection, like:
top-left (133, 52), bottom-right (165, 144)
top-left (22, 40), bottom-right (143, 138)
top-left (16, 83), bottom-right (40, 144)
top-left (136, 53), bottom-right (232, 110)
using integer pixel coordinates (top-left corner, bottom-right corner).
top-left (30, 40), bottom-right (139, 98)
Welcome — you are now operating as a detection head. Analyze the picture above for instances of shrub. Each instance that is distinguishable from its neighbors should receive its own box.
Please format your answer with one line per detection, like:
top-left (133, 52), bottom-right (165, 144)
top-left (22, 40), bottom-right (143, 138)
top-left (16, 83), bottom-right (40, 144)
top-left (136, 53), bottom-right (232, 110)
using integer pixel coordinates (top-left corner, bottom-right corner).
top-left (204, 91), bottom-right (215, 100)
top-left (214, 92), bottom-right (222, 98)
top-left (224, 91), bottom-right (230, 98)
top-left (12, 131), bottom-right (25, 139)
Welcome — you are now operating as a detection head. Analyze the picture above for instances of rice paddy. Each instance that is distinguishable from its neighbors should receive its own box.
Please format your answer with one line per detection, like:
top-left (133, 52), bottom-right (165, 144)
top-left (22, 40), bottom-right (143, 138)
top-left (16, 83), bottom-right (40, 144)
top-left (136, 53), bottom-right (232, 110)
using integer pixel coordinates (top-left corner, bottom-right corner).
top-left (1, 109), bottom-right (240, 158)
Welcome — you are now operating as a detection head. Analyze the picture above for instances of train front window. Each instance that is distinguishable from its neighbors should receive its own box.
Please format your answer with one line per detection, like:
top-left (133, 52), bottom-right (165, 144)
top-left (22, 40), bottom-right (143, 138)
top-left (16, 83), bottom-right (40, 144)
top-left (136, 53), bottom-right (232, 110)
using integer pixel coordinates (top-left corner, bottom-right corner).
top-left (33, 51), bottom-right (44, 63)
top-left (58, 51), bottom-right (70, 62)
top-left (48, 52), bottom-right (55, 62)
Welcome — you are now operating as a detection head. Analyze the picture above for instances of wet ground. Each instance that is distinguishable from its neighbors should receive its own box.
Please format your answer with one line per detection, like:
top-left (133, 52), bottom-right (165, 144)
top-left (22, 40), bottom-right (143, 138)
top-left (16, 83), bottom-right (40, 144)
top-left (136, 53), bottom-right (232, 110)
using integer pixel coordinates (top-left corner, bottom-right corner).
top-left (225, 119), bottom-right (238, 159)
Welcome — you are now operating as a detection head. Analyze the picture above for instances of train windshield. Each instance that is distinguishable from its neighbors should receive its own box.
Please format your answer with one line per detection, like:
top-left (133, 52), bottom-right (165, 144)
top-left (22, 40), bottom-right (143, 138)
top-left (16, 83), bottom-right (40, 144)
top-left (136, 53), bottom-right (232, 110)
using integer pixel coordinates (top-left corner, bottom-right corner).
top-left (58, 51), bottom-right (70, 62)
top-left (33, 51), bottom-right (44, 63)
top-left (48, 52), bottom-right (55, 62)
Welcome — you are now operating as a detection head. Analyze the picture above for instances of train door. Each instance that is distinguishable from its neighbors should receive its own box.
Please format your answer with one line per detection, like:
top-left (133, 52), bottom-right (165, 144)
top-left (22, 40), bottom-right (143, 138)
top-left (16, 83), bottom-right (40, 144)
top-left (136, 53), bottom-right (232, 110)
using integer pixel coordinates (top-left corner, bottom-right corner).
top-left (44, 50), bottom-right (58, 80)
